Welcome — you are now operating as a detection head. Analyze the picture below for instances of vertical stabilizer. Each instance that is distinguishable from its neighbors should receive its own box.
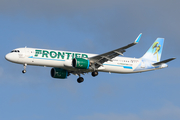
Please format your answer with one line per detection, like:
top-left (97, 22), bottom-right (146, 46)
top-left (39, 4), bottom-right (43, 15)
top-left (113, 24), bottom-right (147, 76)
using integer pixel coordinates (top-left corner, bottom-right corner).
top-left (142, 38), bottom-right (164, 62)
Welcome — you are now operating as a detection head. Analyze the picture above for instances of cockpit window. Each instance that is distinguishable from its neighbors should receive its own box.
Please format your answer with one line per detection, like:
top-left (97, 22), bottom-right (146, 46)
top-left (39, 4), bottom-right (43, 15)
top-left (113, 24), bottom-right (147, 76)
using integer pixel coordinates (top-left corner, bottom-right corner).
top-left (11, 50), bottom-right (20, 53)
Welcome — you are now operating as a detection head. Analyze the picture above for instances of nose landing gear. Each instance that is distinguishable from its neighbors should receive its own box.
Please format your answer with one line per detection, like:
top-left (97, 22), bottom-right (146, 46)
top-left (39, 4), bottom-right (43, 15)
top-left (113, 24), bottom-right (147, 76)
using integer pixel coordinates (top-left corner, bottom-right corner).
top-left (22, 70), bottom-right (26, 73)
top-left (22, 63), bottom-right (27, 74)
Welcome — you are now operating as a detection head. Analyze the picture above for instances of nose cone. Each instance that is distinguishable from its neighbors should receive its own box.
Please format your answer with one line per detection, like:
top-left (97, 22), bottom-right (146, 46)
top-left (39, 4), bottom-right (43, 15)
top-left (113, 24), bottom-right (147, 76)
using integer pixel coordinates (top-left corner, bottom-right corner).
top-left (5, 53), bottom-right (16, 62)
top-left (5, 53), bottom-right (10, 61)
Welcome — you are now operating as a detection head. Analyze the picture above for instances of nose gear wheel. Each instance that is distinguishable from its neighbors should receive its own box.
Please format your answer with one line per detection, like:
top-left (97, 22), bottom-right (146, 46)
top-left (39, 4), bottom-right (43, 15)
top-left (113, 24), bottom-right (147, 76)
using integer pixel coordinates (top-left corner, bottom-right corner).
top-left (22, 63), bottom-right (27, 74)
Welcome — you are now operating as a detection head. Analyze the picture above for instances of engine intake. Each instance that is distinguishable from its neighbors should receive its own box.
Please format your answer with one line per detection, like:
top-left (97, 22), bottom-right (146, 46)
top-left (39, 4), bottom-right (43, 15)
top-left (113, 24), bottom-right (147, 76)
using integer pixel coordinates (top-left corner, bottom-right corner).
top-left (72, 58), bottom-right (90, 69)
top-left (51, 68), bottom-right (68, 79)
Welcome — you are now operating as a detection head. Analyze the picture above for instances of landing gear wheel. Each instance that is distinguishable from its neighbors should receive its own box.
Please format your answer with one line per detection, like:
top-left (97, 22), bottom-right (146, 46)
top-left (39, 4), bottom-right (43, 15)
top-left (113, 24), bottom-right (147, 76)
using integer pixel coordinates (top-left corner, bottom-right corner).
top-left (77, 77), bottom-right (84, 83)
top-left (22, 63), bottom-right (27, 74)
top-left (22, 70), bottom-right (26, 73)
top-left (92, 71), bottom-right (98, 77)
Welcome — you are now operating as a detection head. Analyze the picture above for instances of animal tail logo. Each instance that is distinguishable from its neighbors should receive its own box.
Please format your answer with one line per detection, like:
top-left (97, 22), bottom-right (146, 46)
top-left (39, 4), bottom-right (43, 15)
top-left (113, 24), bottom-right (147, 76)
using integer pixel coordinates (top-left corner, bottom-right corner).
top-left (141, 38), bottom-right (164, 62)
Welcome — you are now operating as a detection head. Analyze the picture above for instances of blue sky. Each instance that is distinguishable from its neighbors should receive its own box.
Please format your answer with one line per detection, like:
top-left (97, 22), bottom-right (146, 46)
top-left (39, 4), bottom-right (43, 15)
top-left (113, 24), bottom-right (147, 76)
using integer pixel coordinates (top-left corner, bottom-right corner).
top-left (0, 0), bottom-right (180, 120)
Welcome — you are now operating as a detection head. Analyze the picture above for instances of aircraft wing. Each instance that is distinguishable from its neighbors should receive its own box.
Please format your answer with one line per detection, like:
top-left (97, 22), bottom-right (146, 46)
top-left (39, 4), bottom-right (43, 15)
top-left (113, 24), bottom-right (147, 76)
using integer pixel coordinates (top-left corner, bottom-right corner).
top-left (89, 33), bottom-right (142, 69)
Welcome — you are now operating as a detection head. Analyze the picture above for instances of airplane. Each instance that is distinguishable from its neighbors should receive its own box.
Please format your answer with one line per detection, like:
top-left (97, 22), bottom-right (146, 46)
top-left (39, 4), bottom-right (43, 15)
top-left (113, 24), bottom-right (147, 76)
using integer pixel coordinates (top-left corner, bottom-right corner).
top-left (5, 33), bottom-right (176, 83)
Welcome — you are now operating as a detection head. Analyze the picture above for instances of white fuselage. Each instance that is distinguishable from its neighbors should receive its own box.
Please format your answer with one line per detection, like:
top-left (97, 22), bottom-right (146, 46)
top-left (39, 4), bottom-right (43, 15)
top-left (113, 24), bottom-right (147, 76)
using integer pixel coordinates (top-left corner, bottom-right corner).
top-left (5, 47), bottom-right (167, 74)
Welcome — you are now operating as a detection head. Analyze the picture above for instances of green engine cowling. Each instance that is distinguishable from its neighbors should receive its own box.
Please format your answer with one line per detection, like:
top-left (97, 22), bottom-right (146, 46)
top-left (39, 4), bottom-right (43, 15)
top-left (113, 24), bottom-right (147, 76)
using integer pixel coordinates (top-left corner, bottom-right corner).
top-left (72, 58), bottom-right (90, 69)
top-left (51, 68), bottom-right (68, 79)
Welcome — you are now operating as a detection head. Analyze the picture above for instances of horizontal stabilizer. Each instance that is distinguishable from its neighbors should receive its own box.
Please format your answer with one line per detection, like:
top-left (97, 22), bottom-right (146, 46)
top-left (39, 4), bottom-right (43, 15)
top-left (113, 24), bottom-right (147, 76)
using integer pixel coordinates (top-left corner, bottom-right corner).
top-left (152, 58), bottom-right (176, 66)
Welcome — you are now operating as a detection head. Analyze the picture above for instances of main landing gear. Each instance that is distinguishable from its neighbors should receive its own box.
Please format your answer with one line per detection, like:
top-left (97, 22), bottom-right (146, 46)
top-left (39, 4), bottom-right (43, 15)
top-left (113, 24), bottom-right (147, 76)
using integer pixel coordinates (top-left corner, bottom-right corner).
top-left (77, 71), bottom-right (99, 83)
top-left (92, 71), bottom-right (98, 77)
top-left (22, 63), bottom-right (27, 74)
top-left (77, 77), bottom-right (84, 83)
top-left (77, 73), bottom-right (84, 83)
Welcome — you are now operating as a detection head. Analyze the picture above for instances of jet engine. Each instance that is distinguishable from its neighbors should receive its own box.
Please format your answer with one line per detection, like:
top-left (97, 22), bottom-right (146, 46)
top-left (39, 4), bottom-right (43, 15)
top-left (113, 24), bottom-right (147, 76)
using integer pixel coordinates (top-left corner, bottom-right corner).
top-left (72, 58), bottom-right (90, 69)
top-left (51, 68), bottom-right (68, 79)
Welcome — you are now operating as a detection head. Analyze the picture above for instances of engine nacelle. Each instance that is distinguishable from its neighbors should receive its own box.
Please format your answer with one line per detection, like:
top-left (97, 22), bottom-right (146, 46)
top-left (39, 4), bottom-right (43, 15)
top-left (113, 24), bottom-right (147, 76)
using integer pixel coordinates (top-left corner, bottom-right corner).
top-left (51, 68), bottom-right (68, 79)
top-left (72, 58), bottom-right (90, 69)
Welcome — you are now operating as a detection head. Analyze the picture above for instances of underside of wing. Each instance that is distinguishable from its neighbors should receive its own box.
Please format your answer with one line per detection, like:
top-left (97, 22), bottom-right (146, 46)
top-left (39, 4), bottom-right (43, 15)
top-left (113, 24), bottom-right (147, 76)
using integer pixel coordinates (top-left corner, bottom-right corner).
top-left (89, 33), bottom-right (142, 69)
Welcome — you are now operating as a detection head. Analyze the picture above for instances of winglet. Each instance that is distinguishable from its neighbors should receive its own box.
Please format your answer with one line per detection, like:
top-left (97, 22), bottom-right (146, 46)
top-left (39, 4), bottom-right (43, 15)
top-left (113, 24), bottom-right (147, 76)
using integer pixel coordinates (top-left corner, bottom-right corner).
top-left (134, 33), bottom-right (142, 43)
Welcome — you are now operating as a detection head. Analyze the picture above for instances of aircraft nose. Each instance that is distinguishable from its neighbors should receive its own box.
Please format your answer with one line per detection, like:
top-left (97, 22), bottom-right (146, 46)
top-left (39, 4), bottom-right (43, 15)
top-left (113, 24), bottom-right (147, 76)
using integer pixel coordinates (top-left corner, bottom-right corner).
top-left (5, 53), bottom-right (10, 60)
top-left (5, 53), bottom-right (13, 61)
top-left (5, 53), bottom-right (18, 62)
